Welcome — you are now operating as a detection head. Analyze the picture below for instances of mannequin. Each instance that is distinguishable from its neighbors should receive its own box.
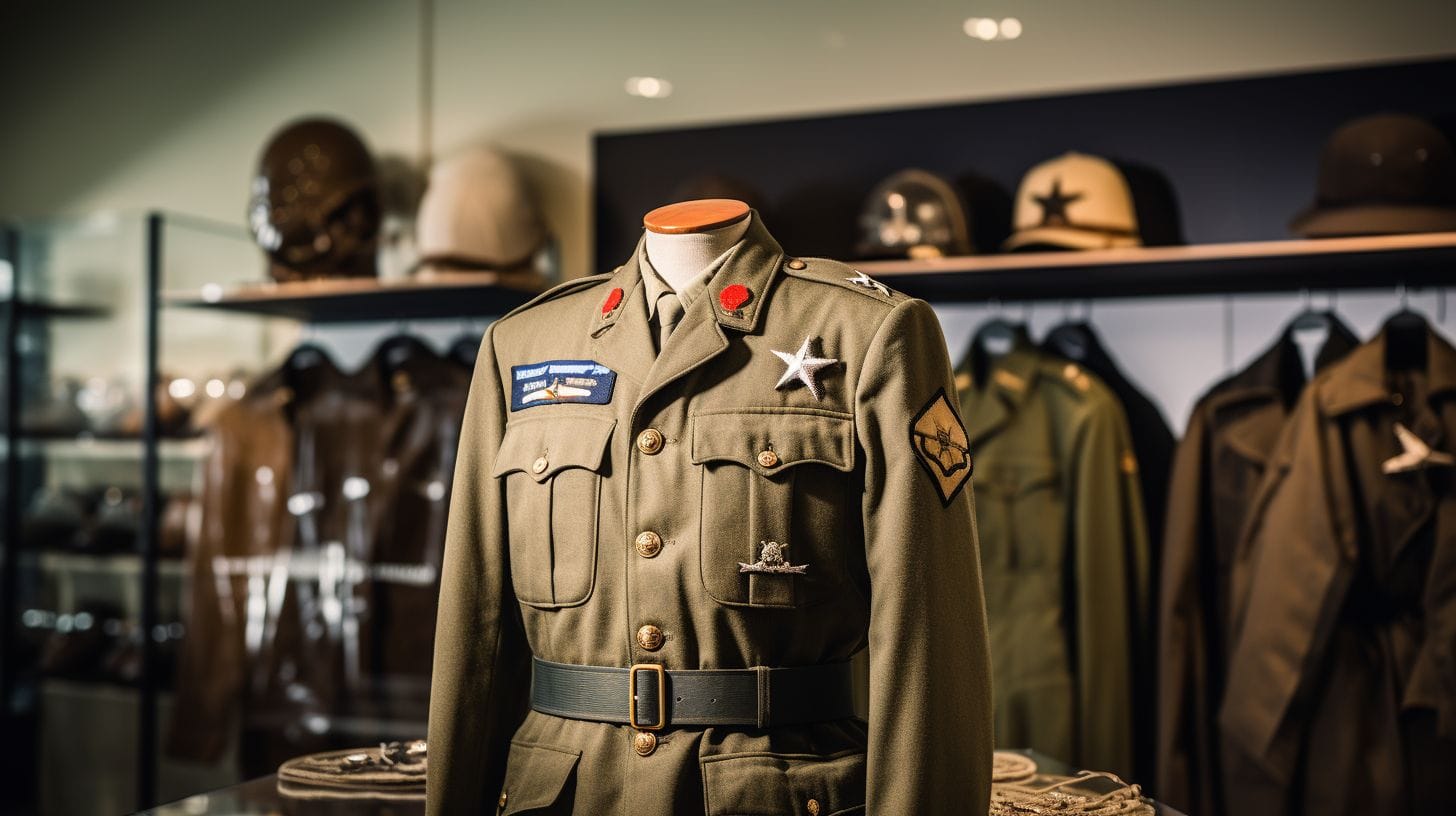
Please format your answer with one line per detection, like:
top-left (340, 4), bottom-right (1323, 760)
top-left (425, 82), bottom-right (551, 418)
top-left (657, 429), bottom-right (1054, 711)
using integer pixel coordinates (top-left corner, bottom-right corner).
top-left (642, 198), bottom-right (752, 290)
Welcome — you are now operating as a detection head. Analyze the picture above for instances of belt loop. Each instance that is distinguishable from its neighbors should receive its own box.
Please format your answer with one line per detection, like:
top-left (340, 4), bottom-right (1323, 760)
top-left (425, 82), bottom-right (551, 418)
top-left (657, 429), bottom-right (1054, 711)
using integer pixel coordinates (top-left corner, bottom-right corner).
top-left (755, 666), bottom-right (770, 729)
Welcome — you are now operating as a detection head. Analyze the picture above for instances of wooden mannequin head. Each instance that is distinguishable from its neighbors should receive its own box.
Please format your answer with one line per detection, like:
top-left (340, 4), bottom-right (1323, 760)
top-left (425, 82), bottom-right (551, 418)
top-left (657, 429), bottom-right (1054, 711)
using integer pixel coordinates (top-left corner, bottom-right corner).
top-left (643, 199), bottom-right (751, 234)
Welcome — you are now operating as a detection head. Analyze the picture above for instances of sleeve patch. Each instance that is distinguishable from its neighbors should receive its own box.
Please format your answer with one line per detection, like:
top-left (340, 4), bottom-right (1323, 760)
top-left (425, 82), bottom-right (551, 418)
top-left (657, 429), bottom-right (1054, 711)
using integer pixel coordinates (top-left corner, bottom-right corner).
top-left (909, 388), bottom-right (974, 506)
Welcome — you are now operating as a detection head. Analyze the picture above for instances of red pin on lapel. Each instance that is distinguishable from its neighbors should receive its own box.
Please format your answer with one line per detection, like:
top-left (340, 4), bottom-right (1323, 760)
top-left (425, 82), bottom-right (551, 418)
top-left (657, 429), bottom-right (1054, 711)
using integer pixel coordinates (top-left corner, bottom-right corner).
top-left (601, 287), bottom-right (623, 316)
top-left (719, 284), bottom-right (751, 313)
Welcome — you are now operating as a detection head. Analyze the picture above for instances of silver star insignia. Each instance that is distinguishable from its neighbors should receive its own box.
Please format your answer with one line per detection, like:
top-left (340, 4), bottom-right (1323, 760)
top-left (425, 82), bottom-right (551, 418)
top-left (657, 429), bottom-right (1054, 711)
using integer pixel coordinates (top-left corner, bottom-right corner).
top-left (845, 270), bottom-right (890, 297)
top-left (772, 336), bottom-right (837, 400)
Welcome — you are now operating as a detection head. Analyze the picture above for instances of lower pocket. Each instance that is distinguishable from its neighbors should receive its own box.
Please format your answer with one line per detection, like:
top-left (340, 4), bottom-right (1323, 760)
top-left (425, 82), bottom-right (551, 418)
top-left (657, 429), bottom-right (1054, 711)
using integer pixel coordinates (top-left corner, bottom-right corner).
top-left (498, 740), bottom-right (580, 815)
top-left (701, 750), bottom-right (865, 816)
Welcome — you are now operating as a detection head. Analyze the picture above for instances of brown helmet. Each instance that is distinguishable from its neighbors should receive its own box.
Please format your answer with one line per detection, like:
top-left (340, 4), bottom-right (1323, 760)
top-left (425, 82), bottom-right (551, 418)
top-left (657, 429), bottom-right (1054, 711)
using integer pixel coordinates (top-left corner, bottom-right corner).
top-left (247, 118), bottom-right (382, 282)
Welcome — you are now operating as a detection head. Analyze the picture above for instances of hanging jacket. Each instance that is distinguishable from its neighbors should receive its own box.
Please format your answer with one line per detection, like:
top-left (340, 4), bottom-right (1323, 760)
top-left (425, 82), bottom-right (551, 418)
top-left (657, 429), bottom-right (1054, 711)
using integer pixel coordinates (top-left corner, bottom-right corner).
top-left (1156, 318), bottom-right (1358, 814)
top-left (1043, 321), bottom-right (1175, 784)
top-left (1220, 322), bottom-right (1456, 815)
top-left (169, 346), bottom-right (469, 771)
top-left (955, 330), bottom-right (1149, 779)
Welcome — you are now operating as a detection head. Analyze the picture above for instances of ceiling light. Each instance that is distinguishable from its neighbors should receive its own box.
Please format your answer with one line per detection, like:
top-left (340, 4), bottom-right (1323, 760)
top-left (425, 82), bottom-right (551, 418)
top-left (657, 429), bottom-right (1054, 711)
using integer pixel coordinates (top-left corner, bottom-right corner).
top-left (625, 76), bottom-right (673, 98)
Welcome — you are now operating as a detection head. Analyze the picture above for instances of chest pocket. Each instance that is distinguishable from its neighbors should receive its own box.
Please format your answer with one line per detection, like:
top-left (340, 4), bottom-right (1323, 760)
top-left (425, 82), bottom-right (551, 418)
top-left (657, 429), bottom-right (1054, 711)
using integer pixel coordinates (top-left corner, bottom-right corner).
top-left (974, 457), bottom-right (1062, 571)
top-left (493, 415), bottom-right (615, 608)
top-left (692, 408), bottom-right (855, 609)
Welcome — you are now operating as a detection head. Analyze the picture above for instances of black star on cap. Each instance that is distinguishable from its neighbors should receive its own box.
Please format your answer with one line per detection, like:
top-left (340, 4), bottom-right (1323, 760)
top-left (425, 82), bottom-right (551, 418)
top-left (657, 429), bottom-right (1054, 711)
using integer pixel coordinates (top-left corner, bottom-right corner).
top-left (1033, 178), bottom-right (1083, 226)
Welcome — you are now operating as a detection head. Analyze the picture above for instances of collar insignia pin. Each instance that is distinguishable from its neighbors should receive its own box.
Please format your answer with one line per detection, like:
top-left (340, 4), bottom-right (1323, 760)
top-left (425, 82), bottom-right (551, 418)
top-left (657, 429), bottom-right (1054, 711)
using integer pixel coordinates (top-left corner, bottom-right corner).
top-left (845, 270), bottom-right (890, 297)
top-left (719, 283), bottom-right (752, 314)
top-left (601, 287), bottom-right (623, 316)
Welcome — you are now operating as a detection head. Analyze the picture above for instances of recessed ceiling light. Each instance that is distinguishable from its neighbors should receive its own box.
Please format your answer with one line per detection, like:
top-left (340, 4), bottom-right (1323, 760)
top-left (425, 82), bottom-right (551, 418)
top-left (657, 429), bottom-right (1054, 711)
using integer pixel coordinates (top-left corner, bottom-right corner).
top-left (963, 16), bottom-right (1024, 41)
top-left (625, 76), bottom-right (673, 98)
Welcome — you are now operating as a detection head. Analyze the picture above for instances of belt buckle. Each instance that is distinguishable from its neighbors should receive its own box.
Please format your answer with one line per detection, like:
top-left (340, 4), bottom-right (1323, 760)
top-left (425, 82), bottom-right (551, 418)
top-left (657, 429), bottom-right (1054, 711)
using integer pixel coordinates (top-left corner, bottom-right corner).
top-left (628, 663), bottom-right (666, 731)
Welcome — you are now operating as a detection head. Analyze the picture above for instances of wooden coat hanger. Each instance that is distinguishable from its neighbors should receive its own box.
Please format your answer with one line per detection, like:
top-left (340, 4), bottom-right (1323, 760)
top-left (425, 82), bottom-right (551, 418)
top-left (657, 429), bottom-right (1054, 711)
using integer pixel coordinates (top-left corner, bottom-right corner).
top-left (643, 198), bottom-right (751, 234)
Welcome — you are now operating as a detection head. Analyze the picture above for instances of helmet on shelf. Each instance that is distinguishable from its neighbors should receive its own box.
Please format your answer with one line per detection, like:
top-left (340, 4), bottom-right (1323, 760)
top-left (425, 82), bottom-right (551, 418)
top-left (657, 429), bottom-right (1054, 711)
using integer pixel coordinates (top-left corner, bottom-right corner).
top-left (1291, 113), bottom-right (1456, 237)
top-left (856, 169), bottom-right (974, 260)
top-left (248, 117), bottom-right (382, 282)
top-left (414, 145), bottom-right (553, 277)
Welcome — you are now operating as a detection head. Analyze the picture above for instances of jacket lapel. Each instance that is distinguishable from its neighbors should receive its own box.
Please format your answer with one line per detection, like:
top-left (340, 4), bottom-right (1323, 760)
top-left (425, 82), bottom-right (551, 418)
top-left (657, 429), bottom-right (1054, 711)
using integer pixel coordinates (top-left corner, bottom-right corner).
top-left (588, 249), bottom-right (657, 387)
top-left (961, 345), bottom-right (1038, 450)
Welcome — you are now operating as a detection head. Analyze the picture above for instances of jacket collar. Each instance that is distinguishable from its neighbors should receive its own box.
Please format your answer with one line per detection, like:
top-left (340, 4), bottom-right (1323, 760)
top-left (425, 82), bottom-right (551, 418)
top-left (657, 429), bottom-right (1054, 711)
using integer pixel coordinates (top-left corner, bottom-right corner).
top-left (1207, 315), bottom-right (1361, 416)
top-left (1318, 318), bottom-right (1456, 416)
top-left (957, 330), bottom-right (1040, 447)
top-left (589, 211), bottom-right (785, 402)
top-left (589, 211), bottom-right (781, 340)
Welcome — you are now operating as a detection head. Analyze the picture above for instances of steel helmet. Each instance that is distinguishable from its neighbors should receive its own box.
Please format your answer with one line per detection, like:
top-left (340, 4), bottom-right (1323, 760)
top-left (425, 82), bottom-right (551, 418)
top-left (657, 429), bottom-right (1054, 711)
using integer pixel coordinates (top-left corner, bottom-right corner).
top-left (856, 169), bottom-right (973, 259)
top-left (248, 117), bottom-right (382, 282)
top-left (414, 146), bottom-right (551, 275)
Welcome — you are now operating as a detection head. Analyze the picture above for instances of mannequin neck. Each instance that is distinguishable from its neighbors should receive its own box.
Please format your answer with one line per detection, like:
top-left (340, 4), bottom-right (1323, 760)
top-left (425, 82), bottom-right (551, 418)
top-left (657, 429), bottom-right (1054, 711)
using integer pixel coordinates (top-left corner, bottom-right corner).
top-left (643, 218), bottom-right (750, 291)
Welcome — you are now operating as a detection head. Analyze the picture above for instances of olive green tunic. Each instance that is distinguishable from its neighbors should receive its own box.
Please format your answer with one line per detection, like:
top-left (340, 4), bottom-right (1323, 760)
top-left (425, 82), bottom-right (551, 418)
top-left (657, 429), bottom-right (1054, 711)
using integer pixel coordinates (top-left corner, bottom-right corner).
top-left (428, 215), bottom-right (993, 815)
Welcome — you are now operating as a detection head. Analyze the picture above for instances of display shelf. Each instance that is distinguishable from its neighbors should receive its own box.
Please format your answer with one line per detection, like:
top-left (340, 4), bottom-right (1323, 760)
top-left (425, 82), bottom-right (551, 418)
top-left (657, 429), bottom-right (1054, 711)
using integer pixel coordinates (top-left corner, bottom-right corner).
top-left (163, 270), bottom-right (546, 322)
top-left (853, 232), bottom-right (1456, 302)
top-left (6, 436), bottom-right (211, 460)
top-left (34, 551), bottom-right (186, 578)
top-left (8, 299), bottom-right (111, 318)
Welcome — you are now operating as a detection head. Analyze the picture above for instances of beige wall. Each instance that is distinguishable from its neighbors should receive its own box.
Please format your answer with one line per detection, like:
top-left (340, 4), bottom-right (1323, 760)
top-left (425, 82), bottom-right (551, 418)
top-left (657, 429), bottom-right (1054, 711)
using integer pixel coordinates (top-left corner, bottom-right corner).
top-left (3, 0), bottom-right (1454, 278)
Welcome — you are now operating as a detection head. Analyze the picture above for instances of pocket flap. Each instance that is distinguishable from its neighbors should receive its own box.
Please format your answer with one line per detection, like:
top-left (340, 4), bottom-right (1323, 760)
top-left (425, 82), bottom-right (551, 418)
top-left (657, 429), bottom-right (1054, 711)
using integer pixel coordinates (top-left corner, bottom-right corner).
top-left (493, 415), bottom-right (616, 482)
top-left (701, 750), bottom-right (866, 815)
top-left (691, 408), bottom-right (854, 476)
top-left (501, 740), bottom-right (581, 815)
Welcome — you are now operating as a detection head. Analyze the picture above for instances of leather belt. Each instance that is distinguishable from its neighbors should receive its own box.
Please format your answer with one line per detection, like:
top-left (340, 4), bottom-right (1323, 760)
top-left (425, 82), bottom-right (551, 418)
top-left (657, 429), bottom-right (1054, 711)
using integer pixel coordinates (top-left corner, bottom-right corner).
top-left (530, 657), bottom-right (857, 731)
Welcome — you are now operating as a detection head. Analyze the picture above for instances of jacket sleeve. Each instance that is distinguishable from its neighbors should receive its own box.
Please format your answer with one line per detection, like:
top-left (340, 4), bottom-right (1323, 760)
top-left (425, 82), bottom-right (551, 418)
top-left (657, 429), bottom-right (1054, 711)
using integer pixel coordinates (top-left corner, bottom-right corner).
top-left (856, 299), bottom-right (993, 816)
top-left (1155, 404), bottom-right (1217, 810)
top-left (427, 324), bottom-right (532, 815)
top-left (1071, 396), bottom-right (1149, 778)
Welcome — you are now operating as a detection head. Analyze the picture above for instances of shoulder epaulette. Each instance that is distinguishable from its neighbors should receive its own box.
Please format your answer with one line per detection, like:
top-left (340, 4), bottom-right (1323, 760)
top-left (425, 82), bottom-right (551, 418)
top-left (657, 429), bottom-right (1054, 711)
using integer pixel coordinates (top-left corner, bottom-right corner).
top-left (781, 257), bottom-right (903, 305)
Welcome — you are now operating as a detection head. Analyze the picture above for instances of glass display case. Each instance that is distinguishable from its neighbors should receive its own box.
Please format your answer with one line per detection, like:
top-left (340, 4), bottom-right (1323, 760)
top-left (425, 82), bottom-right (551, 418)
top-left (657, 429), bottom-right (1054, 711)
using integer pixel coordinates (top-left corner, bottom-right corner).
top-left (0, 212), bottom-right (272, 815)
top-left (0, 210), bottom-right (537, 815)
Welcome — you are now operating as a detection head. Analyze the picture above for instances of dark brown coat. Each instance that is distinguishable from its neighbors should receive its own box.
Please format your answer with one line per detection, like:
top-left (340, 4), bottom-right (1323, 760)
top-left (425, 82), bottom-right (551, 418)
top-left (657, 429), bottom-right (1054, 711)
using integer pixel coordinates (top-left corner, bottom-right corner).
top-left (1220, 323), bottom-right (1456, 815)
top-left (1156, 321), bottom-right (1357, 814)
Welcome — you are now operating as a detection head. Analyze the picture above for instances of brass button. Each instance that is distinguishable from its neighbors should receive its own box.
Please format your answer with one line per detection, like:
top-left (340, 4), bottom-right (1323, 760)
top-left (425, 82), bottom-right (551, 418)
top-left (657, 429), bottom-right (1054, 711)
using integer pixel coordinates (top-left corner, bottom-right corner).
top-left (635, 531), bottom-right (663, 558)
top-left (636, 624), bottom-right (664, 651)
top-left (633, 730), bottom-right (658, 757)
top-left (531, 456), bottom-right (549, 474)
top-left (807, 799), bottom-right (820, 816)
top-left (1392, 393), bottom-right (1405, 406)
top-left (756, 449), bottom-right (779, 468)
top-left (786, 258), bottom-right (807, 270)
top-left (636, 428), bottom-right (664, 455)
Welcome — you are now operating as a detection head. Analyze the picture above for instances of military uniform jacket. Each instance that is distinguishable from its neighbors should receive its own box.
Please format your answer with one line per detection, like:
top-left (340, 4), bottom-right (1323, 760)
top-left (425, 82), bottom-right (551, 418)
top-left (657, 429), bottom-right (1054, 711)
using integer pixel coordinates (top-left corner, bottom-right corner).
top-left (954, 332), bottom-right (1149, 779)
top-left (1219, 324), bottom-right (1456, 816)
top-left (1156, 320), bottom-right (1357, 815)
top-left (427, 215), bottom-right (993, 815)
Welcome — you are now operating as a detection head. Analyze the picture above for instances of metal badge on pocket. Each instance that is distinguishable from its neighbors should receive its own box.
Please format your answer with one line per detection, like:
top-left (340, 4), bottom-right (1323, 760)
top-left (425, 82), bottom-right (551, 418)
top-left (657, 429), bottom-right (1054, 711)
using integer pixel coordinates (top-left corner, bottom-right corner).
top-left (738, 540), bottom-right (809, 574)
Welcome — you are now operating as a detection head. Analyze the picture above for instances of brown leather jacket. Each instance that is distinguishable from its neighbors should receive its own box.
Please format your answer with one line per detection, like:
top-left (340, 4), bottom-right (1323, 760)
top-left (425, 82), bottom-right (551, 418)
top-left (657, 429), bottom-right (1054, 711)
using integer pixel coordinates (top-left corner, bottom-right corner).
top-left (169, 345), bottom-right (468, 772)
top-left (1220, 322), bottom-right (1456, 815)
top-left (1156, 320), bottom-right (1357, 814)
